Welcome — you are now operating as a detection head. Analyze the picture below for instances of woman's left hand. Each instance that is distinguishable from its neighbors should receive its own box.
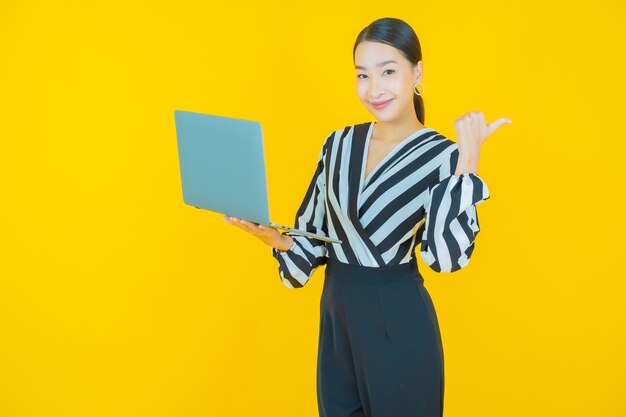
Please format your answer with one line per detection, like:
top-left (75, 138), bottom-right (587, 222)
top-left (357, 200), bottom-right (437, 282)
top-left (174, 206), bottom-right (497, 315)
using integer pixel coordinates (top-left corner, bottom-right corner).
top-left (453, 111), bottom-right (512, 173)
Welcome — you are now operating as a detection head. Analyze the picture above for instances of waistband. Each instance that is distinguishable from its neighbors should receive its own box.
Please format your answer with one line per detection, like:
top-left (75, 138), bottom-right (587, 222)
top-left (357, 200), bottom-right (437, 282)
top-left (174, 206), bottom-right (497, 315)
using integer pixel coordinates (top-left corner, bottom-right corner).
top-left (325, 256), bottom-right (423, 285)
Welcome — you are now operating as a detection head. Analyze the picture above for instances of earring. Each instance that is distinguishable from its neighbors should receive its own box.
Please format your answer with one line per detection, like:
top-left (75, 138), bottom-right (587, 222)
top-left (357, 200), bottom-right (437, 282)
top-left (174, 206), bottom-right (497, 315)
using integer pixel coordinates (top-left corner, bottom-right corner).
top-left (414, 82), bottom-right (424, 96)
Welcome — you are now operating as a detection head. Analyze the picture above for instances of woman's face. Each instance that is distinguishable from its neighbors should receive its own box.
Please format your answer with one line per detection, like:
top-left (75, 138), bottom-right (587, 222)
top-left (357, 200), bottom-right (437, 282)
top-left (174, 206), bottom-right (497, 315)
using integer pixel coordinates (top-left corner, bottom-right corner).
top-left (354, 41), bottom-right (422, 122)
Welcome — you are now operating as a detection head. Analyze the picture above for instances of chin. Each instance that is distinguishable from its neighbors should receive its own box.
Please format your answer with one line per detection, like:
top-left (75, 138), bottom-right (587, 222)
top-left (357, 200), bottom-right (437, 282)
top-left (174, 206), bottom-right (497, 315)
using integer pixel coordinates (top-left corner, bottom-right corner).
top-left (371, 111), bottom-right (400, 122)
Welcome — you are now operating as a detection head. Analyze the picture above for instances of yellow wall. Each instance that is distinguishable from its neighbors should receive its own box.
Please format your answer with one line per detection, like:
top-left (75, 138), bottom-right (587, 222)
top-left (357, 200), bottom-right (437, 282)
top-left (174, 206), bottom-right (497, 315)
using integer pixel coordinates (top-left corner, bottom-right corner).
top-left (1, 1), bottom-right (624, 416)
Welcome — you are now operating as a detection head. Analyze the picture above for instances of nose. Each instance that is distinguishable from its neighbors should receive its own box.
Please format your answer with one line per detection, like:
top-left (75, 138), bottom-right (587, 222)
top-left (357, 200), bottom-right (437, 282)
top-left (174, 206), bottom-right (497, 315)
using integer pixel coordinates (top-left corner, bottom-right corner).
top-left (368, 77), bottom-right (383, 99)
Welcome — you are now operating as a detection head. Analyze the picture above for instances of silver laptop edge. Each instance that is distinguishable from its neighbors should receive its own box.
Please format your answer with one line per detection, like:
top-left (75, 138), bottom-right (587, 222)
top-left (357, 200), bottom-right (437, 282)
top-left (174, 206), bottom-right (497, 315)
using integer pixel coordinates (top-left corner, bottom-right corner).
top-left (268, 223), bottom-right (342, 244)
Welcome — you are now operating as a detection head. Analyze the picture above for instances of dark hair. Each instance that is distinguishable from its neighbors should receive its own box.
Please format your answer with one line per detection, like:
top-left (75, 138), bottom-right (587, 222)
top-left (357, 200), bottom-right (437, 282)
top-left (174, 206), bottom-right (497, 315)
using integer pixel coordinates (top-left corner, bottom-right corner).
top-left (353, 17), bottom-right (425, 125)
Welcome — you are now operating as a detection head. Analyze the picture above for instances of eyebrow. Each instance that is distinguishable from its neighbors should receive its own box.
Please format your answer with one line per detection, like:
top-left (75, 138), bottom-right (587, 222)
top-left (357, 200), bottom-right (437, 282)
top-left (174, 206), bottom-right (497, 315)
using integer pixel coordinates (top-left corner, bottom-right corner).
top-left (355, 60), bottom-right (398, 70)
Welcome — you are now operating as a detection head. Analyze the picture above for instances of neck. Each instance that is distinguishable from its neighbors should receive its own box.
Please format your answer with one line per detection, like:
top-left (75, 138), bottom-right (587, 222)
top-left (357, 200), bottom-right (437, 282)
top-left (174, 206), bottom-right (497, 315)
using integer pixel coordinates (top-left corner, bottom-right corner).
top-left (373, 114), bottom-right (425, 143)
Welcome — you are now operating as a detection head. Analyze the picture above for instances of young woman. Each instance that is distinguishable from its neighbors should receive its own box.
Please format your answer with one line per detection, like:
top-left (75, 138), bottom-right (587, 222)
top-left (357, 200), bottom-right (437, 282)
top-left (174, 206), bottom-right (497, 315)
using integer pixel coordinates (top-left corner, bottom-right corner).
top-left (224, 17), bottom-right (511, 417)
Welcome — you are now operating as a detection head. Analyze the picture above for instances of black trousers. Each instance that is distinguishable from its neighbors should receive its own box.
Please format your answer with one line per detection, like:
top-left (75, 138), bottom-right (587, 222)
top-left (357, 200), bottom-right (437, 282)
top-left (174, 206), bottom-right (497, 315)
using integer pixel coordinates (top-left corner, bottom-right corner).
top-left (317, 257), bottom-right (444, 417)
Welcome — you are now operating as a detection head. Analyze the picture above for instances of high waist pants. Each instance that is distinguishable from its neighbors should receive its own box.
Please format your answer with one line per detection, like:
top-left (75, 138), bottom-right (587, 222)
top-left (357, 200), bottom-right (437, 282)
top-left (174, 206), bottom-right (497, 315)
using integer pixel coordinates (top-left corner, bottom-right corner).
top-left (317, 257), bottom-right (444, 417)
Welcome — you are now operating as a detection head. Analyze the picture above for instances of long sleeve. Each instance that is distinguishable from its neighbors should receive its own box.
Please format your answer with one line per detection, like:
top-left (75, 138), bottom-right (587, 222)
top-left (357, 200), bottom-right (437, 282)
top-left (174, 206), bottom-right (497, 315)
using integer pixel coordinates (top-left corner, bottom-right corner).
top-left (420, 149), bottom-right (491, 273)
top-left (271, 134), bottom-right (331, 288)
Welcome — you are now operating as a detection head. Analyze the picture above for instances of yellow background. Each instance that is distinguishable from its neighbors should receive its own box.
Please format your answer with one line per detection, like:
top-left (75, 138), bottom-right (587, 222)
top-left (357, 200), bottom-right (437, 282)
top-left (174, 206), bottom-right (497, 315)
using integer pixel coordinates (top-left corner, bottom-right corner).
top-left (1, 1), bottom-right (624, 416)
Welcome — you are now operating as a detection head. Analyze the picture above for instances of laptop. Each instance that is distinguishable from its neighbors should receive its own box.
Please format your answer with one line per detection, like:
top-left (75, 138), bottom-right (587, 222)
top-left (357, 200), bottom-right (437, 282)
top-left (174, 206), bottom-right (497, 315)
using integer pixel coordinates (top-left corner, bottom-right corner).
top-left (174, 109), bottom-right (342, 244)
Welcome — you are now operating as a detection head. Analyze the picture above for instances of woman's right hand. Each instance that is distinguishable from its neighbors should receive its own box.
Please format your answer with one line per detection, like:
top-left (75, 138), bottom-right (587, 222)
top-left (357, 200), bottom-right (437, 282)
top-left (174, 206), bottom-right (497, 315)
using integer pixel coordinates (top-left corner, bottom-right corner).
top-left (222, 215), bottom-right (294, 251)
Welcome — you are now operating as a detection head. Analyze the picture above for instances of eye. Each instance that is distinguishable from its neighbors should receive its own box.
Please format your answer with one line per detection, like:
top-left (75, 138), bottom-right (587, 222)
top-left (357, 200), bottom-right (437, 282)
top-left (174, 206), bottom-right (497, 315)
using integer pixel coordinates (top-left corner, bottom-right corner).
top-left (357, 69), bottom-right (395, 79)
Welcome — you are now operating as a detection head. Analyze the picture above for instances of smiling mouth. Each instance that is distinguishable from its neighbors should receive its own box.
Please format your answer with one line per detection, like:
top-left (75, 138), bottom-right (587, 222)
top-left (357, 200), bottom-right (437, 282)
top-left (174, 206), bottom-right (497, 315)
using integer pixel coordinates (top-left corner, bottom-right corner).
top-left (371, 99), bottom-right (393, 105)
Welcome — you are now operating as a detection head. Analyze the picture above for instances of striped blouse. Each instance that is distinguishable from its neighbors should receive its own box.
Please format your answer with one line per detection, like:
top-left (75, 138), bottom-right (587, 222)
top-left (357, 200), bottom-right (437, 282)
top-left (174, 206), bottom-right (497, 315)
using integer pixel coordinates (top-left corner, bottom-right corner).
top-left (271, 121), bottom-right (491, 289)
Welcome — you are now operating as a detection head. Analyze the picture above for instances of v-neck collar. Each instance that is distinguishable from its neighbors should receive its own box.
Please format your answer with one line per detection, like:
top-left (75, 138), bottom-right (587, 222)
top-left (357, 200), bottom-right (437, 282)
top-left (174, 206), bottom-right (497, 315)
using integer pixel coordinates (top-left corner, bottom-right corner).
top-left (360, 121), bottom-right (435, 192)
top-left (345, 121), bottom-right (435, 266)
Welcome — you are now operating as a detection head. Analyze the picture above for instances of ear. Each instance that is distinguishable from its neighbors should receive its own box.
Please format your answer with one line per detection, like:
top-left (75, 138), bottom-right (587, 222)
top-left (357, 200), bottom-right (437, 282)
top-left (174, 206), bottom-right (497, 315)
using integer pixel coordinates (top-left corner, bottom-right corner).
top-left (413, 60), bottom-right (423, 84)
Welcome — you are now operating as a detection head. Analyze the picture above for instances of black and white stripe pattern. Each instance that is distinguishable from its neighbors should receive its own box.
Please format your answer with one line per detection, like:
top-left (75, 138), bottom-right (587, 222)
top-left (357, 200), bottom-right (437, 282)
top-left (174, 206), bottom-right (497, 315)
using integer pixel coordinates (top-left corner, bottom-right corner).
top-left (271, 121), bottom-right (490, 288)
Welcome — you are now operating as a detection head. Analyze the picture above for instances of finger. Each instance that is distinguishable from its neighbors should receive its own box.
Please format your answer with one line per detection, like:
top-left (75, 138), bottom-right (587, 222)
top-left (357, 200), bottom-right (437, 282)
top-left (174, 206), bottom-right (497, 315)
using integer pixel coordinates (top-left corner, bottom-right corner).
top-left (477, 111), bottom-right (485, 124)
top-left (224, 216), bottom-right (272, 238)
top-left (224, 215), bottom-right (243, 226)
top-left (257, 224), bottom-right (277, 235)
top-left (241, 220), bottom-right (274, 236)
top-left (477, 112), bottom-right (486, 129)
top-left (471, 112), bottom-right (482, 139)
top-left (238, 219), bottom-right (263, 234)
top-left (242, 221), bottom-right (277, 237)
top-left (239, 219), bottom-right (264, 230)
top-left (454, 118), bottom-right (461, 133)
top-left (226, 219), bottom-right (248, 232)
top-left (263, 226), bottom-right (281, 238)
top-left (477, 112), bottom-right (489, 140)
top-left (225, 216), bottom-right (256, 233)
top-left (252, 224), bottom-right (279, 238)
top-left (487, 118), bottom-right (513, 136)
top-left (461, 116), bottom-right (472, 144)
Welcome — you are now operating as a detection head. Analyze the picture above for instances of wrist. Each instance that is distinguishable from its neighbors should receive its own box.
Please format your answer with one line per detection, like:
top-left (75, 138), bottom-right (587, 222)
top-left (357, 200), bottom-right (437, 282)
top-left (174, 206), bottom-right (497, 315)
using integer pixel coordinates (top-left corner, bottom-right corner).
top-left (275, 235), bottom-right (294, 252)
top-left (455, 152), bottom-right (479, 175)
